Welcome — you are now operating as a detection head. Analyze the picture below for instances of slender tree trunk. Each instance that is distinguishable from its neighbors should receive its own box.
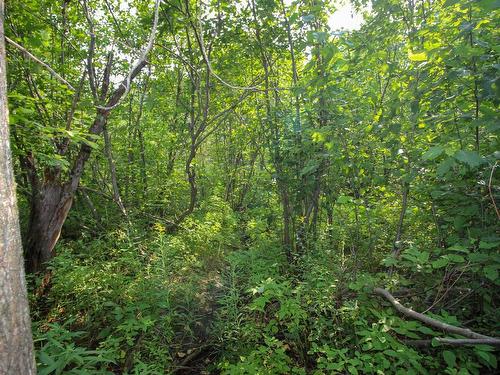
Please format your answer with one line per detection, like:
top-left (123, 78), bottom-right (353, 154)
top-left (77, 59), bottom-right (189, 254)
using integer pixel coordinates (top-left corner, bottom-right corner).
top-left (125, 94), bottom-right (135, 199)
top-left (103, 124), bottom-right (127, 216)
top-left (250, 0), bottom-right (293, 260)
top-left (136, 77), bottom-right (149, 198)
top-left (392, 182), bottom-right (409, 257)
top-left (279, 0), bottom-right (301, 131)
top-left (0, 2), bottom-right (36, 370)
top-left (138, 128), bottom-right (147, 197)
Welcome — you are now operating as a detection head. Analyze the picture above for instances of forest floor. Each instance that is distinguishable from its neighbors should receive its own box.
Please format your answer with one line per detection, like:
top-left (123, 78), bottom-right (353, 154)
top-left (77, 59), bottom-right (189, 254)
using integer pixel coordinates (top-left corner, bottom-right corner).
top-left (171, 270), bottom-right (225, 374)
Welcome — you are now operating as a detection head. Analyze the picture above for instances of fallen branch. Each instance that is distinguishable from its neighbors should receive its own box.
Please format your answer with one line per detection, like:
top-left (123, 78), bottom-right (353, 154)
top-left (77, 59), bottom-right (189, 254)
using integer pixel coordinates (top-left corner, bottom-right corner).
top-left (373, 287), bottom-right (493, 340)
top-left (5, 36), bottom-right (75, 90)
top-left (404, 338), bottom-right (500, 347)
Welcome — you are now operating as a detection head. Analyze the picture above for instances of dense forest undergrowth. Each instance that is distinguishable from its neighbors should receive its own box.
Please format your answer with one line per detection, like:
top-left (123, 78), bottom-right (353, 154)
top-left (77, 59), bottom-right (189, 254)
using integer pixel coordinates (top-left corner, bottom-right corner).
top-left (1, 0), bottom-right (499, 373)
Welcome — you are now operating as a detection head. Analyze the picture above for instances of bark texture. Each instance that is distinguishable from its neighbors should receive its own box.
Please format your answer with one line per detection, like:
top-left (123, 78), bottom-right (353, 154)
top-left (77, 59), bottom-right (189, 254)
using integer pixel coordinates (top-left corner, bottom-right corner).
top-left (0, 0), bottom-right (37, 371)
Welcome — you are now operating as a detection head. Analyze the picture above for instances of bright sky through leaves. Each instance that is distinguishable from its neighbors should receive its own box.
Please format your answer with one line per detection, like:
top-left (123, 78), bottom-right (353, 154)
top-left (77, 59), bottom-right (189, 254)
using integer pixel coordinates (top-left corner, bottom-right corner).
top-left (329, 3), bottom-right (365, 30)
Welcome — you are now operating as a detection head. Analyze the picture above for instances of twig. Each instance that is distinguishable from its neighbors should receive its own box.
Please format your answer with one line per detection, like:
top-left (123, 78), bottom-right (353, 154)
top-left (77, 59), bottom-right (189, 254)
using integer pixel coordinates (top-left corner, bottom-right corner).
top-left (5, 36), bottom-right (75, 90)
top-left (190, 5), bottom-right (258, 91)
top-left (422, 262), bottom-right (470, 314)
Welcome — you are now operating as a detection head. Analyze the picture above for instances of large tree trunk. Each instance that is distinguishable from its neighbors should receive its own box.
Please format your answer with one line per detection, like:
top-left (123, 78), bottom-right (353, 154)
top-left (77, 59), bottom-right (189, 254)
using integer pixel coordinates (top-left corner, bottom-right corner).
top-left (26, 182), bottom-right (70, 273)
top-left (0, 0), bottom-right (36, 370)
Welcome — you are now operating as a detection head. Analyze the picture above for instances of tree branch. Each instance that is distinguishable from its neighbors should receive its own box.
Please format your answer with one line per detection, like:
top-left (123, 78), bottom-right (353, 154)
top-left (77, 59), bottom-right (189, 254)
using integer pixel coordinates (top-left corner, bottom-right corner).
top-left (97, 0), bottom-right (161, 111)
top-left (404, 338), bottom-right (500, 347)
top-left (373, 287), bottom-right (494, 340)
top-left (5, 36), bottom-right (75, 91)
top-left (488, 161), bottom-right (499, 220)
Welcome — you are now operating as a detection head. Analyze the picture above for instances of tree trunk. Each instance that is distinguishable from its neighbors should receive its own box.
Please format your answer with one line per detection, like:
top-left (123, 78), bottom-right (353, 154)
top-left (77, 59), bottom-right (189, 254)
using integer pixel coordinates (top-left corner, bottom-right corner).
top-left (26, 182), bottom-right (70, 273)
top-left (0, 1), bottom-right (37, 370)
top-left (392, 182), bottom-right (409, 257)
top-left (103, 124), bottom-right (127, 216)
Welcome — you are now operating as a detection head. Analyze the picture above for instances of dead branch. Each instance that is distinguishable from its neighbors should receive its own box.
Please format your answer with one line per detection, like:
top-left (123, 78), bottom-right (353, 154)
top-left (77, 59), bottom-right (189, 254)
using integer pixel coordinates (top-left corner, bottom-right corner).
top-left (404, 338), bottom-right (500, 347)
top-left (373, 287), bottom-right (494, 340)
top-left (488, 161), bottom-right (499, 220)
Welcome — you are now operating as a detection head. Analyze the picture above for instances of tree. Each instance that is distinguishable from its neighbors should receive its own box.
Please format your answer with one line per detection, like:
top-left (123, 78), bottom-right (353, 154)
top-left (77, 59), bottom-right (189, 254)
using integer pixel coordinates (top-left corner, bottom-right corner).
top-left (0, 0), bottom-right (36, 371)
top-left (7, 0), bottom-right (160, 273)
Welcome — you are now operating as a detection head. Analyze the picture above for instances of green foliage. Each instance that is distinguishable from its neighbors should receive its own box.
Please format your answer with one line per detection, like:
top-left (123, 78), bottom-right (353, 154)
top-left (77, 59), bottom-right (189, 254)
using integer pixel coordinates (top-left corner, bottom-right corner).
top-left (6, 0), bottom-right (499, 373)
top-left (34, 320), bottom-right (114, 375)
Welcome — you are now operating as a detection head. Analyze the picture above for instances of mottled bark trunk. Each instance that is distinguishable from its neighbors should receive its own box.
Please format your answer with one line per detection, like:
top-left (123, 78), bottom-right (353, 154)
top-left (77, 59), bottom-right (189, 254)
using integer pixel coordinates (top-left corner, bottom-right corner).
top-left (26, 182), bottom-right (71, 273)
top-left (0, 1), bottom-right (36, 370)
top-left (21, 0), bottom-right (159, 273)
top-left (26, 140), bottom-right (95, 273)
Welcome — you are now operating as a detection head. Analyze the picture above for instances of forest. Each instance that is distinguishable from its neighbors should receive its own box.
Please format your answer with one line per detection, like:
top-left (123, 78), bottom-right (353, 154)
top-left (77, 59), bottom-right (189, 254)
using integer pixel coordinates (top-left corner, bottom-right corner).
top-left (0, 0), bottom-right (499, 373)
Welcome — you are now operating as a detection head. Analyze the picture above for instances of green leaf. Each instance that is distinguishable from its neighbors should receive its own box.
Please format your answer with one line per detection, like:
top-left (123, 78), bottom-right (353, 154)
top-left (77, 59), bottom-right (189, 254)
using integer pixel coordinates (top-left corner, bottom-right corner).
top-left (454, 150), bottom-right (483, 168)
top-left (437, 157), bottom-right (455, 176)
top-left (417, 326), bottom-right (435, 335)
top-left (336, 195), bottom-right (353, 204)
top-left (443, 350), bottom-right (456, 368)
top-left (423, 146), bottom-right (444, 160)
top-left (432, 257), bottom-right (449, 268)
top-left (448, 245), bottom-right (469, 253)
top-left (300, 162), bottom-right (318, 176)
top-left (477, 0), bottom-right (500, 10)
top-left (348, 365), bottom-right (359, 375)
top-left (483, 265), bottom-right (498, 281)
top-left (408, 51), bottom-right (427, 61)
top-left (446, 254), bottom-right (465, 263)
top-left (479, 241), bottom-right (500, 249)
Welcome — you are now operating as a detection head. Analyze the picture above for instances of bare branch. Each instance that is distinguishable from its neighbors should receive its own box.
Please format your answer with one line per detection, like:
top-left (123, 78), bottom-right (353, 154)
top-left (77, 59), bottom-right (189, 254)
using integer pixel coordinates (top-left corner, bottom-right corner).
top-left (188, 2), bottom-right (258, 91)
top-left (5, 36), bottom-right (75, 91)
top-left (404, 338), bottom-right (500, 347)
top-left (97, 0), bottom-right (161, 111)
top-left (373, 287), bottom-right (494, 340)
top-left (99, 52), bottom-right (114, 101)
top-left (81, 0), bottom-right (98, 101)
top-left (488, 161), bottom-right (499, 220)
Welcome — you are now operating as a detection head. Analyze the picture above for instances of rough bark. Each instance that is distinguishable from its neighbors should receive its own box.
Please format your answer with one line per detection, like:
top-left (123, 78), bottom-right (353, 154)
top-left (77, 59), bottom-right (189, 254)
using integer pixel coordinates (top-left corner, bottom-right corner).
top-left (0, 1), bottom-right (37, 371)
top-left (25, 62), bottom-right (147, 273)
top-left (23, 0), bottom-right (160, 273)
